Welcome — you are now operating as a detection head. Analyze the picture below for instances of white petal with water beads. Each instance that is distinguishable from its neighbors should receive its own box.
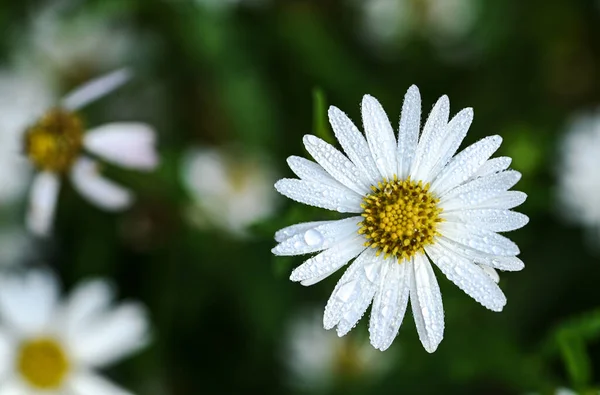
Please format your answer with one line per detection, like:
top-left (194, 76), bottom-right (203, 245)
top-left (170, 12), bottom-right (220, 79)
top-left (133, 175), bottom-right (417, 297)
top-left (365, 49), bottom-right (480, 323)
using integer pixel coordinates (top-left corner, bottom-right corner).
top-left (426, 243), bottom-right (507, 311)
top-left (303, 135), bottom-right (370, 194)
top-left (272, 217), bottom-right (362, 256)
top-left (410, 253), bottom-right (444, 353)
top-left (289, 235), bottom-right (366, 286)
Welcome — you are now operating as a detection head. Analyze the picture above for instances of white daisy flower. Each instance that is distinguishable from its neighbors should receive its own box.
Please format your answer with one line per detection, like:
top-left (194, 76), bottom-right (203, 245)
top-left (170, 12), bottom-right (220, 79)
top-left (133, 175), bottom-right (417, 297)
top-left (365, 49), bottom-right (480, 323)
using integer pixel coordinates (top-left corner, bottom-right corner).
top-left (273, 85), bottom-right (528, 352)
top-left (358, 0), bottom-right (476, 49)
top-left (9, 69), bottom-right (159, 237)
top-left (285, 310), bottom-right (390, 390)
top-left (182, 147), bottom-right (277, 237)
top-left (17, 4), bottom-right (135, 84)
top-left (0, 269), bottom-right (150, 394)
top-left (557, 111), bottom-right (600, 243)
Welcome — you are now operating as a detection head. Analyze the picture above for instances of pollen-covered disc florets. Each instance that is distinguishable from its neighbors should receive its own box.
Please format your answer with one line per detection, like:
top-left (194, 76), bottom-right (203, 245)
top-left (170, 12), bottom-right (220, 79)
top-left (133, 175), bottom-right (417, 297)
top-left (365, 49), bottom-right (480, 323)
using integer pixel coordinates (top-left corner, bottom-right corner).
top-left (359, 176), bottom-right (443, 260)
top-left (24, 108), bottom-right (84, 173)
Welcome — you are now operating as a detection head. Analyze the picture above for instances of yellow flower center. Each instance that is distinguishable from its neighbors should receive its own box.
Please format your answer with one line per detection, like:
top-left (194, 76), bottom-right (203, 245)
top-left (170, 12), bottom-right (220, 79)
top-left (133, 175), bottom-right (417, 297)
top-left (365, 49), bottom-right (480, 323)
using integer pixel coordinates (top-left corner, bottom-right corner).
top-left (17, 338), bottom-right (70, 390)
top-left (24, 108), bottom-right (84, 173)
top-left (359, 176), bottom-right (443, 261)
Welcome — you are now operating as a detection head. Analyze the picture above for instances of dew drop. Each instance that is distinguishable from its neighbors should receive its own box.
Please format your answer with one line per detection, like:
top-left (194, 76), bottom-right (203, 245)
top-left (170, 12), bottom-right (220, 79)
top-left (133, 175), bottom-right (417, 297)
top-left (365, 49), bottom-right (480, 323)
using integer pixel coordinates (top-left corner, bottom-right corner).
top-left (304, 229), bottom-right (324, 247)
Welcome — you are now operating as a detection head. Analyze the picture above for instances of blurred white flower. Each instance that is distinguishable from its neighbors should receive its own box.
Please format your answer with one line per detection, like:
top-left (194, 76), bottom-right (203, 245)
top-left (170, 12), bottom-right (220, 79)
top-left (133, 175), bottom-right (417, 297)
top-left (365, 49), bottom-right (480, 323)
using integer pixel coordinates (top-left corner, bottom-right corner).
top-left (195, 0), bottom-right (267, 12)
top-left (358, 0), bottom-right (477, 50)
top-left (285, 310), bottom-right (391, 390)
top-left (15, 4), bottom-right (134, 84)
top-left (0, 269), bottom-right (150, 394)
top-left (557, 111), bottom-right (600, 243)
top-left (0, 70), bottom-right (55, 205)
top-left (182, 147), bottom-right (277, 237)
top-left (6, 69), bottom-right (159, 237)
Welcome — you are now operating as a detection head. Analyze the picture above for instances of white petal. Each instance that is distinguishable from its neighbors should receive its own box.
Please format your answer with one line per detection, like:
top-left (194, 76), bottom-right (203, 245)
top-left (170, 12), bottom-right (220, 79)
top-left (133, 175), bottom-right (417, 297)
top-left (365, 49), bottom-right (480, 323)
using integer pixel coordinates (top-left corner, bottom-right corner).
top-left (442, 209), bottom-right (529, 232)
top-left (431, 135), bottom-right (503, 195)
top-left (71, 157), bottom-right (134, 211)
top-left (478, 264), bottom-right (500, 283)
top-left (84, 123), bottom-right (158, 170)
top-left (397, 85), bottom-right (421, 179)
top-left (369, 258), bottom-right (411, 351)
top-left (323, 249), bottom-right (380, 332)
top-left (475, 191), bottom-right (528, 211)
top-left (68, 371), bottom-right (133, 395)
top-left (410, 253), bottom-right (444, 353)
top-left (274, 220), bottom-right (334, 243)
top-left (0, 379), bottom-right (28, 395)
top-left (470, 157), bottom-right (512, 180)
top-left (0, 328), bottom-right (15, 378)
top-left (61, 279), bottom-right (114, 339)
top-left (26, 172), bottom-right (61, 237)
top-left (426, 108), bottom-right (474, 181)
top-left (335, 252), bottom-right (384, 336)
top-left (361, 95), bottom-right (397, 180)
top-left (0, 270), bottom-right (59, 335)
top-left (440, 171), bottom-right (523, 211)
top-left (409, 95), bottom-right (450, 181)
top-left (272, 217), bottom-right (361, 256)
top-left (61, 68), bottom-right (131, 111)
top-left (274, 179), bottom-right (362, 213)
top-left (70, 302), bottom-right (149, 367)
top-left (303, 135), bottom-right (370, 194)
top-left (437, 238), bottom-right (525, 272)
top-left (439, 222), bottom-right (520, 256)
top-left (328, 106), bottom-right (380, 185)
top-left (441, 170), bottom-right (522, 202)
top-left (290, 234), bottom-right (365, 285)
top-left (426, 243), bottom-right (507, 311)
top-left (286, 156), bottom-right (342, 188)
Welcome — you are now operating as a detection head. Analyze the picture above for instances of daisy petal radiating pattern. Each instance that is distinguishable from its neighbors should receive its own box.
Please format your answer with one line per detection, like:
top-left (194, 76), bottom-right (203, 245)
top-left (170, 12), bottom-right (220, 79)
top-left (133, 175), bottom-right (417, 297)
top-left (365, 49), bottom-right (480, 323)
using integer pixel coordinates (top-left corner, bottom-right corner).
top-left (0, 270), bottom-right (149, 394)
top-left (13, 69), bottom-right (159, 237)
top-left (273, 85), bottom-right (528, 352)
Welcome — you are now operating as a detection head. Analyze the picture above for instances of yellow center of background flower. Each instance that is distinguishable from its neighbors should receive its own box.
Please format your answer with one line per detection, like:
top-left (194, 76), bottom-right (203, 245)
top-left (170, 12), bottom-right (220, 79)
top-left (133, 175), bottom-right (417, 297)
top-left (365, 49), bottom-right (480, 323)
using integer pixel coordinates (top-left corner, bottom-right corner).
top-left (359, 176), bottom-right (443, 261)
top-left (17, 338), bottom-right (70, 389)
top-left (24, 108), bottom-right (84, 173)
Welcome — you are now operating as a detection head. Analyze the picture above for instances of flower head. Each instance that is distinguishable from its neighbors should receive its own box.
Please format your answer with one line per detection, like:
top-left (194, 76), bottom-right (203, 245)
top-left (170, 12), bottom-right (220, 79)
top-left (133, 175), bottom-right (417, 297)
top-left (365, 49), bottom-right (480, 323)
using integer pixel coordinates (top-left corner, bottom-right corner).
top-left (557, 110), bottom-right (600, 243)
top-left (13, 69), bottom-right (159, 237)
top-left (273, 85), bottom-right (528, 352)
top-left (182, 147), bottom-right (277, 237)
top-left (0, 270), bottom-right (150, 393)
top-left (284, 310), bottom-right (390, 390)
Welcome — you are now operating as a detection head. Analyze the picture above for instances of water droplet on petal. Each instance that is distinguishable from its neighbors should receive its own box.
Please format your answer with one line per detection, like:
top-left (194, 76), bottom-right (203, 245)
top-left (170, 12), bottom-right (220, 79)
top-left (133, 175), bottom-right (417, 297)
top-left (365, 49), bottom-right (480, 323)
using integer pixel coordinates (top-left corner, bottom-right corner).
top-left (304, 229), bottom-right (324, 247)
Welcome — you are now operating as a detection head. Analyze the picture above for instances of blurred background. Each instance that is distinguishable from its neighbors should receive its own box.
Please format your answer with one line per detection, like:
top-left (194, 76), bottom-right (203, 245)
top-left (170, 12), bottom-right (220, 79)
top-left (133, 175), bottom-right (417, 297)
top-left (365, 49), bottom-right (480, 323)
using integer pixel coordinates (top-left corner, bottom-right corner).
top-left (1, 0), bottom-right (600, 394)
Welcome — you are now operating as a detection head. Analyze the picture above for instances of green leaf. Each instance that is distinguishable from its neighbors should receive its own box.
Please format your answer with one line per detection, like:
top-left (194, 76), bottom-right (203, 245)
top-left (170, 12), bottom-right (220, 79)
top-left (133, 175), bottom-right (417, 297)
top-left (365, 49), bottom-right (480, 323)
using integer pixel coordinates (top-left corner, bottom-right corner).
top-left (313, 87), bottom-right (334, 144)
top-left (556, 329), bottom-right (591, 388)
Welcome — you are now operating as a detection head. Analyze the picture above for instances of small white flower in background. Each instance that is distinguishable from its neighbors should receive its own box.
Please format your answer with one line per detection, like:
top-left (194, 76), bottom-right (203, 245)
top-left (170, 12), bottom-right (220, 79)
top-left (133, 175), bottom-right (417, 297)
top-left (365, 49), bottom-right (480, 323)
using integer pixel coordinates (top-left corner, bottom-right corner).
top-left (358, 0), bottom-right (476, 50)
top-left (16, 4), bottom-right (134, 83)
top-left (182, 148), bottom-right (278, 237)
top-left (6, 69), bottom-right (159, 237)
top-left (285, 310), bottom-right (391, 390)
top-left (557, 111), bottom-right (600, 244)
top-left (195, 0), bottom-right (267, 12)
top-left (0, 270), bottom-right (150, 394)
top-left (273, 85), bottom-right (528, 352)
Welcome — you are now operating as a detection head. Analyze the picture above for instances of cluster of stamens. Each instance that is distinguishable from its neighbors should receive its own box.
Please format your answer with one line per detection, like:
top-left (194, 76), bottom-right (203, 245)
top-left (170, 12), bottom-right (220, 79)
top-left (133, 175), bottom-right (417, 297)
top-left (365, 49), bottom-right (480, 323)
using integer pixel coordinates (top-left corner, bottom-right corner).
top-left (24, 108), bottom-right (84, 173)
top-left (358, 175), bottom-right (443, 261)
